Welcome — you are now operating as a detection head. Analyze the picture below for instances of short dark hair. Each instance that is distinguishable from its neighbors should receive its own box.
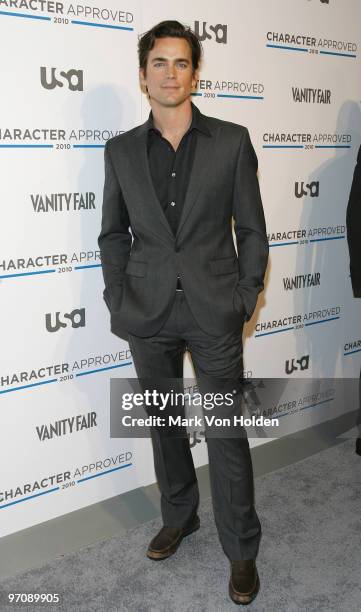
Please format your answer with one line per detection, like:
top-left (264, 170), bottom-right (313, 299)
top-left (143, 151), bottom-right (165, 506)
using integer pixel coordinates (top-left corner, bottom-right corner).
top-left (138, 20), bottom-right (202, 74)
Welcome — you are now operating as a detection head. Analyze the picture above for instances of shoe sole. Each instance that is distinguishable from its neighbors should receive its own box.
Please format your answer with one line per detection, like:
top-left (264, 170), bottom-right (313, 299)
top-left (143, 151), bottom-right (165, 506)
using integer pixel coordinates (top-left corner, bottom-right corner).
top-left (229, 573), bottom-right (260, 605)
top-left (146, 518), bottom-right (200, 560)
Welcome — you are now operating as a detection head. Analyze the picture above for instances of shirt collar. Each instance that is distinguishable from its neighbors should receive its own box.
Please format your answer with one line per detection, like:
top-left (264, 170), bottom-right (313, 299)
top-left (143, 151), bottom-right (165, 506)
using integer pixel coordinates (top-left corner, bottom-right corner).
top-left (147, 102), bottom-right (211, 137)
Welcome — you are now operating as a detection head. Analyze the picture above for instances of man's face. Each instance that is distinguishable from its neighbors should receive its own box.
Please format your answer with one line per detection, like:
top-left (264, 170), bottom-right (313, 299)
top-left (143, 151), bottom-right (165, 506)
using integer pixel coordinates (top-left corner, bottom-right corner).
top-left (139, 37), bottom-right (198, 108)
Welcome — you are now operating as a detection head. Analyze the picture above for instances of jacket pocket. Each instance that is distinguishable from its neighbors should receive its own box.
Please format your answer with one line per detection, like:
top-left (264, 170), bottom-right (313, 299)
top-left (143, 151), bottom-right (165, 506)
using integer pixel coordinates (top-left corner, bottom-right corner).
top-left (209, 256), bottom-right (238, 276)
top-left (125, 260), bottom-right (147, 278)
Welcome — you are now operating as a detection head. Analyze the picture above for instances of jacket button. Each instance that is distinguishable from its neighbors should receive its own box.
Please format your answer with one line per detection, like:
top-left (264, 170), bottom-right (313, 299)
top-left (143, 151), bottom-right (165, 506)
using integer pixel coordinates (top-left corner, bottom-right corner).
top-left (175, 246), bottom-right (180, 253)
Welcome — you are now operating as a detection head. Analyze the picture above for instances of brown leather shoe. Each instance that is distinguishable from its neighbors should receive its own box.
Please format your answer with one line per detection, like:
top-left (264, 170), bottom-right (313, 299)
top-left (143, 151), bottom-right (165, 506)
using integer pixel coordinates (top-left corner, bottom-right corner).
top-left (146, 515), bottom-right (200, 560)
top-left (229, 559), bottom-right (260, 605)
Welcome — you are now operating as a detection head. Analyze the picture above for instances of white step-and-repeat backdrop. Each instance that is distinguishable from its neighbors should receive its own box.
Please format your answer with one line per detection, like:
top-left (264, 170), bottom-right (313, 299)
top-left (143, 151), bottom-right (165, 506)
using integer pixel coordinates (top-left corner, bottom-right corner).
top-left (1, 0), bottom-right (361, 537)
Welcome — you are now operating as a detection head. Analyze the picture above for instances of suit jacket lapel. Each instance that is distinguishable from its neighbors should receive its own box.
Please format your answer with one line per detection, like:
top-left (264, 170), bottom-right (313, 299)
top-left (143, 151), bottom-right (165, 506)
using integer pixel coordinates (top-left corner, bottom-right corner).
top-left (176, 126), bottom-right (217, 239)
top-left (133, 124), bottom-right (175, 241)
top-left (132, 107), bottom-right (217, 242)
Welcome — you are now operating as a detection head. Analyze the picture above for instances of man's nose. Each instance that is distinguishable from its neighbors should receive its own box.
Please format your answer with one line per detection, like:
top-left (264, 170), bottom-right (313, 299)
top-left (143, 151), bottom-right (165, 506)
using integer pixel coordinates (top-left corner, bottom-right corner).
top-left (165, 64), bottom-right (176, 78)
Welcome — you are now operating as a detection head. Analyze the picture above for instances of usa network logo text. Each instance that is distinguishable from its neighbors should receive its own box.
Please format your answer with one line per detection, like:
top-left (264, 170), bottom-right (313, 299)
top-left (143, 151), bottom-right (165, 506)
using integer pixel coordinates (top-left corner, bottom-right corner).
top-left (0, 1), bottom-right (134, 31)
top-left (45, 308), bottom-right (85, 333)
top-left (295, 181), bottom-right (319, 198)
top-left (41, 67), bottom-right (83, 91)
top-left (285, 355), bottom-right (310, 375)
top-left (194, 20), bottom-right (227, 44)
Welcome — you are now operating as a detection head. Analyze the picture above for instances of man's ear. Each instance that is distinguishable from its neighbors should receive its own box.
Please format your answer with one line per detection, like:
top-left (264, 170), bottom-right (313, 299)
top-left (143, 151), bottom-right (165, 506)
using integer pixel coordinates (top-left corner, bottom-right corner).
top-left (139, 67), bottom-right (147, 94)
top-left (191, 70), bottom-right (199, 91)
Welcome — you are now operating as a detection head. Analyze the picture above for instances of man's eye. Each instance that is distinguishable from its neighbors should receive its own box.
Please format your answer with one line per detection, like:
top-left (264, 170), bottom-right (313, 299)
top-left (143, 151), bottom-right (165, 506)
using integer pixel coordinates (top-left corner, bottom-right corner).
top-left (154, 63), bottom-right (165, 67)
top-left (178, 63), bottom-right (187, 68)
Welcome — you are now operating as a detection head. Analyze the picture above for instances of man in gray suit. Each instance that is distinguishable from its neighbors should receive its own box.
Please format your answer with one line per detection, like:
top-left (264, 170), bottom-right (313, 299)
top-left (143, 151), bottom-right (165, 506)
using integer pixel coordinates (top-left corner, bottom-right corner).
top-left (98, 20), bottom-right (268, 605)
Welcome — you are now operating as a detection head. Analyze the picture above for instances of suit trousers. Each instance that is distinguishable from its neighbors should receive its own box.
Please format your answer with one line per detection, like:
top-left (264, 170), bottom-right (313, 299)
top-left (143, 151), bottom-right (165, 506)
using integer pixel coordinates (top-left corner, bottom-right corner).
top-left (127, 291), bottom-right (261, 561)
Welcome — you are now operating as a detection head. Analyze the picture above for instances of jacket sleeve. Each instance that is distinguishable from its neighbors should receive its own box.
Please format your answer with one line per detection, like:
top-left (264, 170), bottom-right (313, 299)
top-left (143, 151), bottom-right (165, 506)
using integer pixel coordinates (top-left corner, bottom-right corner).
top-left (346, 145), bottom-right (361, 298)
top-left (98, 141), bottom-right (132, 312)
top-left (232, 128), bottom-right (269, 320)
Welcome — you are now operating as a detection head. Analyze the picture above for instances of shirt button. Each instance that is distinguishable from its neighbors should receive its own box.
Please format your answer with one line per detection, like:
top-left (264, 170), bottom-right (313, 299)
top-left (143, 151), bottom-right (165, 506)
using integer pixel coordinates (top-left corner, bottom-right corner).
top-left (170, 201), bottom-right (176, 207)
top-left (171, 172), bottom-right (176, 178)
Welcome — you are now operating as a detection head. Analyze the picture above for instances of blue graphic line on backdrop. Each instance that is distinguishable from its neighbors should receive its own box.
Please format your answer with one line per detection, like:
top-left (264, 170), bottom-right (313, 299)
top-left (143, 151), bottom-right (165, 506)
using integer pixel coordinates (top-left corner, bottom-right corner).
top-left (310, 236), bottom-right (345, 243)
top-left (73, 145), bottom-right (105, 148)
top-left (305, 316), bottom-right (340, 327)
top-left (0, 10), bottom-right (51, 20)
top-left (344, 348), bottom-right (361, 356)
top-left (277, 411), bottom-right (292, 419)
top-left (263, 145), bottom-right (304, 149)
top-left (0, 362), bottom-right (133, 396)
top-left (255, 326), bottom-right (295, 338)
top-left (0, 269), bottom-right (56, 279)
top-left (0, 145), bottom-right (53, 148)
top-left (277, 397), bottom-right (333, 418)
top-left (75, 362), bottom-right (133, 377)
top-left (269, 241), bottom-right (299, 247)
top-left (320, 50), bottom-right (356, 58)
top-left (0, 379), bottom-right (58, 395)
top-left (266, 44), bottom-right (308, 53)
top-left (300, 398), bottom-right (334, 411)
top-left (191, 93), bottom-right (202, 96)
top-left (269, 237), bottom-right (345, 247)
top-left (77, 463), bottom-right (133, 483)
top-left (0, 487), bottom-right (59, 510)
top-left (217, 94), bottom-right (264, 100)
top-left (315, 145), bottom-right (351, 149)
top-left (71, 20), bottom-right (133, 31)
top-left (74, 264), bottom-right (102, 270)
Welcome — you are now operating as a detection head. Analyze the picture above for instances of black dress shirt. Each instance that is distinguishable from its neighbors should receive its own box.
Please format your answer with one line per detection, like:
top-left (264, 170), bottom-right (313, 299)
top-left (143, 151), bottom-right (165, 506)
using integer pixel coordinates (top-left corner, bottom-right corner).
top-left (147, 102), bottom-right (211, 236)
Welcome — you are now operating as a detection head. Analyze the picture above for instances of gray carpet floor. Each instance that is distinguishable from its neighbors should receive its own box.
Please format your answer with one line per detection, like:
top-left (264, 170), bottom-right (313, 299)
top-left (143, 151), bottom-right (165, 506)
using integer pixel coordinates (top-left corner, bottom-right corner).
top-left (0, 439), bottom-right (360, 611)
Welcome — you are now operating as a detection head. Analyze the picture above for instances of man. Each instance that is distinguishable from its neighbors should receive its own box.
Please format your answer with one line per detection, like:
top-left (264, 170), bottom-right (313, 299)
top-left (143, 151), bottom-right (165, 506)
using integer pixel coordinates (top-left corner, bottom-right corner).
top-left (346, 145), bottom-right (361, 457)
top-left (98, 20), bottom-right (269, 605)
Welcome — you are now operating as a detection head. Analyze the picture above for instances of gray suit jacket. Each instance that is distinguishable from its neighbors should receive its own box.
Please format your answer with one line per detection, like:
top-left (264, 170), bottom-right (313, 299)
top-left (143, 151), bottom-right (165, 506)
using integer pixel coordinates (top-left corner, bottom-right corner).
top-left (98, 104), bottom-right (269, 339)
